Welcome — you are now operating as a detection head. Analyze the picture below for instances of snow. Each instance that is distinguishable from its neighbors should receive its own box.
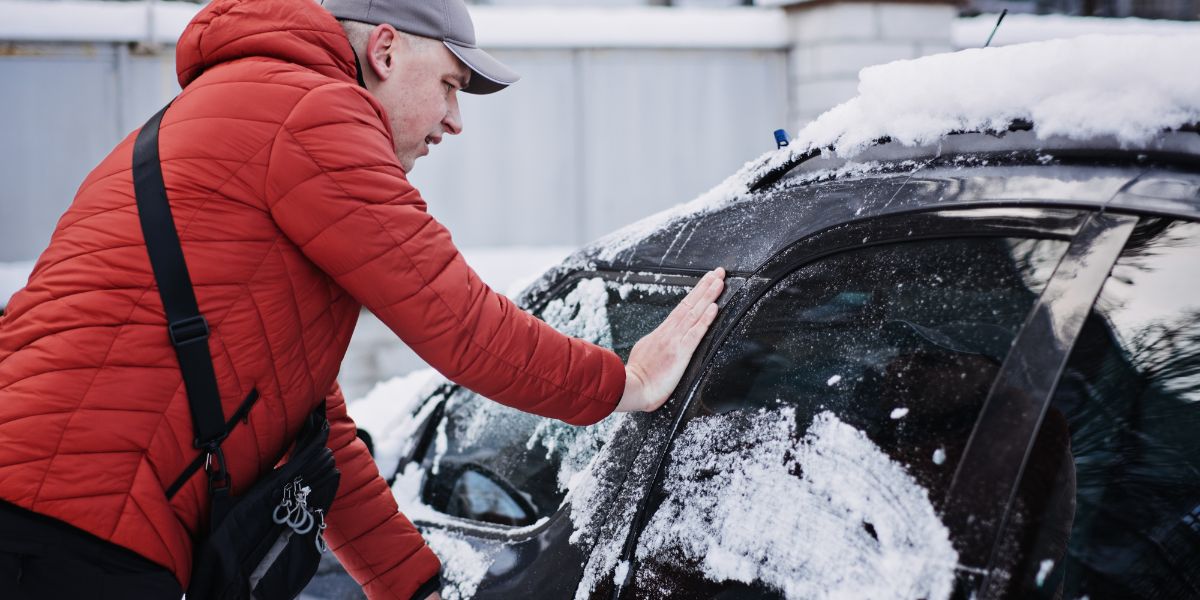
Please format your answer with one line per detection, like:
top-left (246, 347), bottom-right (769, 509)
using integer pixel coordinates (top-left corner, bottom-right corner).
top-left (346, 369), bottom-right (441, 475)
top-left (933, 448), bottom-right (947, 466)
top-left (383, 279), bottom-right (677, 535)
top-left (791, 35), bottom-right (1200, 159)
top-left (826, 374), bottom-right (842, 386)
top-left (0, 261), bottom-right (34, 310)
top-left (954, 14), bottom-right (1200, 48)
top-left (613, 560), bottom-right (631, 587)
top-left (635, 408), bottom-right (959, 599)
top-left (1036, 558), bottom-right (1055, 588)
top-left (590, 163), bottom-right (762, 264)
top-left (422, 530), bottom-right (497, 600)
top-left (890, 407), bottom-right (909, 419)
top-left (591, 34), bottom-right (1200, 264)
top-left (539, 277), bottom-right (614, 353)
top-left (569, 413), bottom-right (669, 600)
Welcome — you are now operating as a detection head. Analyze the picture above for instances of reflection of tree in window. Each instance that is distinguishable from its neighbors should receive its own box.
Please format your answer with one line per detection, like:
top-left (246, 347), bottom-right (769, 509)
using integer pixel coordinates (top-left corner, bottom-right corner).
top-left (1011, 220), bottom-right (1200, 600)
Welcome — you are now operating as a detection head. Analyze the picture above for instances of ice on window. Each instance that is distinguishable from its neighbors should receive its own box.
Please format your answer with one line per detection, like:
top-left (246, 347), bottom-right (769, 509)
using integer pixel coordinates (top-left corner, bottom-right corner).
top-left (635, 408), bottom-right (959, 599)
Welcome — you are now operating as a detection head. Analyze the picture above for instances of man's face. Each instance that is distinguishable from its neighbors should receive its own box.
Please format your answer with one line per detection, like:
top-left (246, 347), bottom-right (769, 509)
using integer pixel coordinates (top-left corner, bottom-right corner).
top-left (364, 26), bottom-right (470, 172)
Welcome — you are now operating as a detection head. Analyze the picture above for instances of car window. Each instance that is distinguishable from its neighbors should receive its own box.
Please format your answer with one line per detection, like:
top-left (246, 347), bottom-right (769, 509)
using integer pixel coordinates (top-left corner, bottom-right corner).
top-left (1004, 219), bottom-right (1200, 599)
top-left (415, 277), bottom-right (689, 527)
top-left (628, 236), bottom-right (1071, 599)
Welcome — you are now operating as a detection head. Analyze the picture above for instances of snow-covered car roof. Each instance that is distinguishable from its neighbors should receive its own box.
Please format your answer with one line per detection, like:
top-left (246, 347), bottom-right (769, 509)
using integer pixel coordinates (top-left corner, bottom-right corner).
top-left (792, 34), bottom-right (1200, 159)
top-left (572, 34), bottom-right (1200, 274)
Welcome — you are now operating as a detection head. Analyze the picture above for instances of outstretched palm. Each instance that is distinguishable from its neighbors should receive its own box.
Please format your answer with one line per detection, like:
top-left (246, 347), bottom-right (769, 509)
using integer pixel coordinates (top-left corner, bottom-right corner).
top-left (617, 268), bottom-right (725, 413)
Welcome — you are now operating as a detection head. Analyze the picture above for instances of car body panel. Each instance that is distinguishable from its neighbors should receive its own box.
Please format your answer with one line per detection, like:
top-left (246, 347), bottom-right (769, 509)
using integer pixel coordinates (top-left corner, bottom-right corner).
top-left (305, 133), bottom-right (1200, 600)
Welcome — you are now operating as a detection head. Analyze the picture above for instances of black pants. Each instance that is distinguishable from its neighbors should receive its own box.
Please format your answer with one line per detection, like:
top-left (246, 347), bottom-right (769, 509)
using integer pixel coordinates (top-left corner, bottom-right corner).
top-left (0, 500), bottom-right (182, 600)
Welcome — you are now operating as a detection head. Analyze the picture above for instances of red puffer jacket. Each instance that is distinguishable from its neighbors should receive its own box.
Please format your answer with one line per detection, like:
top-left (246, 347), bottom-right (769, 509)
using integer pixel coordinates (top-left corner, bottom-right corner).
top-left (0, 0), bottom-right (625, 596)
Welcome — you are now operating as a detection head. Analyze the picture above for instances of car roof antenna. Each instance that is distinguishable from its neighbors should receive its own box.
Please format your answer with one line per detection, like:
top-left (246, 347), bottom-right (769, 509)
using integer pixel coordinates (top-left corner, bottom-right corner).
top-left (984, 9), bottom-right (1008, 48)
top-left (774, 128), bottom-right (790, 149)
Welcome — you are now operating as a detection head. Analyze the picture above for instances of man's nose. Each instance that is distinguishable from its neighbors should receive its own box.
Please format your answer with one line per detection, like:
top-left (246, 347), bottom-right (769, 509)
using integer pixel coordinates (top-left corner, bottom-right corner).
top-left (443, 97), bottom-right (463, 136)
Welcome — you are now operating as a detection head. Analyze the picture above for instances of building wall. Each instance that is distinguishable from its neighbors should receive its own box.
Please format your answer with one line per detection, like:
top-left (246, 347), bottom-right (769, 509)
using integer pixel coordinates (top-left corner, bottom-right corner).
top-left (785, 1), bottom-right (957, 125)
top-left (0, 5), bottom-right (790, 263)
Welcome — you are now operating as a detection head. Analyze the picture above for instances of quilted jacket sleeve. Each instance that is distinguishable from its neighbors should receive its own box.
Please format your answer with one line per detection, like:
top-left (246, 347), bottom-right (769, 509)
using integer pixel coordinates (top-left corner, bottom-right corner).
top-left (265, 82), bottom-right (625, 425)
top-left (323, 383), bottom-right (440, 600)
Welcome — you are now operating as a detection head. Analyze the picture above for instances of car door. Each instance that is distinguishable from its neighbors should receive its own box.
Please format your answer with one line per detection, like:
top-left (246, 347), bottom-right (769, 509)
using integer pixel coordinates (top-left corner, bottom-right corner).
top-left (602, 207), bottom-right (1099, 599)
top-left (390, 272), bottom-right (700, 599)
top-left (994, 217), bottom-right (1200, 600)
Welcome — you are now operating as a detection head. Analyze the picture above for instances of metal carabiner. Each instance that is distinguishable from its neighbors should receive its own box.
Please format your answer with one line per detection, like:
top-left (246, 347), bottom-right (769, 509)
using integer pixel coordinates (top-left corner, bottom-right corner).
top-left (314, 509), bottom-right (329, 553)
top-left (291, 507), bottom-right (315, 535)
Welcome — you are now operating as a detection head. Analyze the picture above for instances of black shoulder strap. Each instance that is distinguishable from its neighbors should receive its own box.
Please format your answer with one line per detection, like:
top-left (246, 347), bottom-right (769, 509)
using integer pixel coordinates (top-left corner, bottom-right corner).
top-left (132, 104), bottom-right (230, 483)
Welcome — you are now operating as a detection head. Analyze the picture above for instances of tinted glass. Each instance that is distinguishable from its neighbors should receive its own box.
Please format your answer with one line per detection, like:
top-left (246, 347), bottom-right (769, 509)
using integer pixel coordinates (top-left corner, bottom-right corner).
top-left (1007, 219), bottom-right (1200, 599)
top-left (629, 236), bottom-right (1070, 598)
top-left (419, 277), bottom-right (688, 526)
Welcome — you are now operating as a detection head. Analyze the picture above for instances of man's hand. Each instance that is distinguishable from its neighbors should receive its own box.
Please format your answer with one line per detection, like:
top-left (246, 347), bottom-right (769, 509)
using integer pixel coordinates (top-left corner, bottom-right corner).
top-left (424, 593), bottom-right (442, 600)
top-left (616, 267), bottom-right (725, 413)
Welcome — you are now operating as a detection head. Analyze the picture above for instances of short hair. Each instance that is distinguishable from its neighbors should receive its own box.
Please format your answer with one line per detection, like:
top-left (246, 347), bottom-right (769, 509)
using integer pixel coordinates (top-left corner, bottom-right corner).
top-left (337, 19), bottom-right (439, 57)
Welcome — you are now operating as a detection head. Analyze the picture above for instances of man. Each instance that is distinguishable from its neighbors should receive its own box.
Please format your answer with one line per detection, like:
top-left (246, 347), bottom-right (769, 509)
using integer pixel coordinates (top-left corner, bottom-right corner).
top-left (0, 0), bottom-right (724, 598)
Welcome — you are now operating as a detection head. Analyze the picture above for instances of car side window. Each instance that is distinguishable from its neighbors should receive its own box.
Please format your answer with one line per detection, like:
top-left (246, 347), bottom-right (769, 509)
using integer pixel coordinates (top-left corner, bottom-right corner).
top-left (1005, 219), bottom-right (1200, 599)
top-left (416, 277), bottom-right (688, 527)
top-left (628, 236), bottom-right (1070, 598)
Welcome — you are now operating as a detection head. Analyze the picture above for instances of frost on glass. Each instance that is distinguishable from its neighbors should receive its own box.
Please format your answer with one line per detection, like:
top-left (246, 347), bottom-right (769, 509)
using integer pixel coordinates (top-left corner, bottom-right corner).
top-left (399, 277), bottom-right (688, 530)
top-left (429, 277), bottom-right (625, 496)
top-left (569, 409), bottom-right (672, 600)
top-left (634, 408), bottom-right (960, 600)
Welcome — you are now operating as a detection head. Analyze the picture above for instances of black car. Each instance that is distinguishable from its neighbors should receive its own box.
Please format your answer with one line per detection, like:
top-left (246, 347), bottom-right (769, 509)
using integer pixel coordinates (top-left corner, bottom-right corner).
top-left (303, 128), bottom-right (1200, 600)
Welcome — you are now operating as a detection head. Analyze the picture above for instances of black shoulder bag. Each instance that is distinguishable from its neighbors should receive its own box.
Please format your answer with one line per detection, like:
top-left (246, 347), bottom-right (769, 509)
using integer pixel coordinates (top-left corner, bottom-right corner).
top-left (133, 103), bottom-right (341, 600)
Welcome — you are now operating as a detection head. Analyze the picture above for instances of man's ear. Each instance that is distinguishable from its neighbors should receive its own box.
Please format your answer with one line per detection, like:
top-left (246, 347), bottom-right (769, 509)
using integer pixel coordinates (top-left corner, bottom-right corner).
top-left (366, 24), bottom-right (398, 81)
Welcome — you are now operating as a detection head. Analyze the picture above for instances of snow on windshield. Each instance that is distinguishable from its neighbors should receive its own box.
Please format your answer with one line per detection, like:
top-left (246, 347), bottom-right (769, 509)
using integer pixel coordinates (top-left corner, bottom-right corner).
top-left (635, 408), bottom-right (959, 599)
top-left (388, 278), bottom-right (668, 527)
top-left (427, 277), bottom-right (626, 492)
top-left (422, 530), bottom-right (498, 600)
top-left (590, 35), bottom-right (1200, 264)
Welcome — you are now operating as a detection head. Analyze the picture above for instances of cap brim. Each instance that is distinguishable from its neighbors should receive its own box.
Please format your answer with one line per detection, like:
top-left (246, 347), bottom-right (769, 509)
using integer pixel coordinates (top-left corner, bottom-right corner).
top-left (443, 41), bottom-right (519, 95)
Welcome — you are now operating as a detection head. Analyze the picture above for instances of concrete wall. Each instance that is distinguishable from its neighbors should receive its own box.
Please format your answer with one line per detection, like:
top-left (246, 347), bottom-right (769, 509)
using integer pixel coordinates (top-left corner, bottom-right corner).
top-left (785, 1), bottom-right (957, 124)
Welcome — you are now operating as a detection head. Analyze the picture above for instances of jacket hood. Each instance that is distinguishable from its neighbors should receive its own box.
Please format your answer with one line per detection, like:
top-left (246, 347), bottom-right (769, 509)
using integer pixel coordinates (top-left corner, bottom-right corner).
top-left (177, 0), bottom-right (358, 88)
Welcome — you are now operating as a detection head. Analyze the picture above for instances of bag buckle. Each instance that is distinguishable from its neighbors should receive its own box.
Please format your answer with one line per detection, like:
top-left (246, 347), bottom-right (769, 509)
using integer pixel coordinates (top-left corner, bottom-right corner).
top-left (168, 315), bottom-right (209, 347)
top-left (203, 443), bottom-right (230, 491)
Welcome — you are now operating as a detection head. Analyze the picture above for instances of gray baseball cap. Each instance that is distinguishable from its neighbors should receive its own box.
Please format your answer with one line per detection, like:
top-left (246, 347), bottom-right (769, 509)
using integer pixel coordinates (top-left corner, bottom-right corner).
top-left (320, 0), bottom-right (519, 95)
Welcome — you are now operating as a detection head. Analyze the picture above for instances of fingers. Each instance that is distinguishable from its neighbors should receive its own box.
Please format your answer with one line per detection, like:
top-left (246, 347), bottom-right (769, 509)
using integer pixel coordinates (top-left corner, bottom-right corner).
top-left (681, 302), bottom-right (720, 349)
top-left (618, 268), bottom-right (726, 414)
top-left (669, 268), bottom-right (725, 328)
